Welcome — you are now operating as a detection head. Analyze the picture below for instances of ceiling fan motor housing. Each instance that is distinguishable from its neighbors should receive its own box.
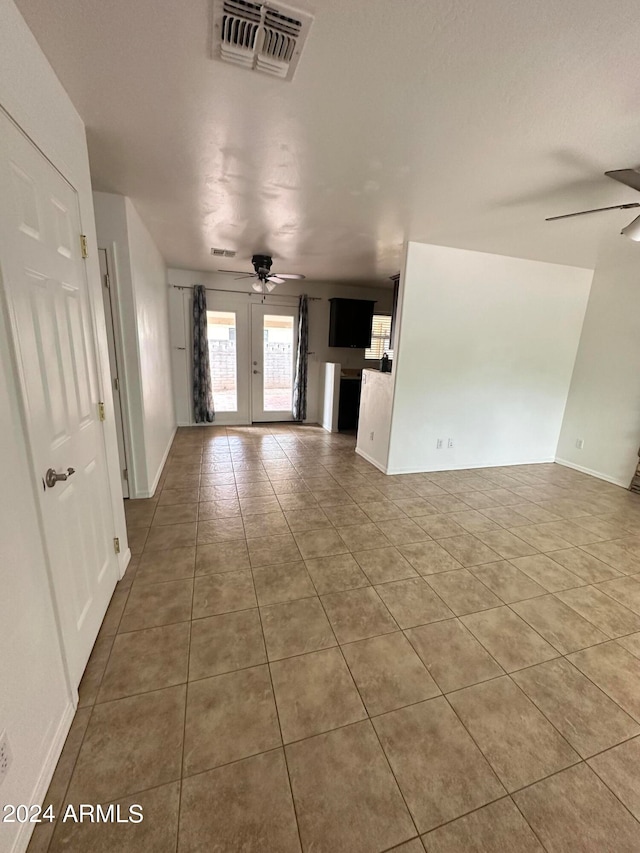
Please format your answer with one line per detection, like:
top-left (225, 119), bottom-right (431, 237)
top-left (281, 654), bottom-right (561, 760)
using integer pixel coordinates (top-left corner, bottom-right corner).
top-left (252, 254), bottom-right (273, 280)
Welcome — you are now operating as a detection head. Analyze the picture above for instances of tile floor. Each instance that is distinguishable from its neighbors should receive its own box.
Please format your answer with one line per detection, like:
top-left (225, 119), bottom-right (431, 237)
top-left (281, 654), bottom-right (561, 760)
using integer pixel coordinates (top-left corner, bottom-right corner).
top-left (28, 425), bottom-right (640, 852)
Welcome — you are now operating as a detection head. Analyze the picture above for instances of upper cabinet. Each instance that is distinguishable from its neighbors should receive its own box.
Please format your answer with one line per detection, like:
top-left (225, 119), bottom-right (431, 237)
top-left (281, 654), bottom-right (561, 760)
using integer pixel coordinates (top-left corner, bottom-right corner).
top-left (328, 298), bottom-right (376, 348)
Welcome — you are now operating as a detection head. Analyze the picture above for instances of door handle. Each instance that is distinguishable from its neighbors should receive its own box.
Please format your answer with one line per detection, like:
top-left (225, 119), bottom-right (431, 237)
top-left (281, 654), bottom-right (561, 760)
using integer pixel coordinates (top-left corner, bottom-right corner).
top-left (45, 467), bottom-right (75, 488)
top-left (253, 369), bottom-right (261, 374)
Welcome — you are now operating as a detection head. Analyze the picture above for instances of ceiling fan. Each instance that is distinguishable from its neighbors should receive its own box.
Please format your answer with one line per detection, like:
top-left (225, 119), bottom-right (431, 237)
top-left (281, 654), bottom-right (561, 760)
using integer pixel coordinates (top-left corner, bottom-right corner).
top-left (219, 254), bottom-right (305, 293)
top-left (546, 169), bottom-right (640, 240)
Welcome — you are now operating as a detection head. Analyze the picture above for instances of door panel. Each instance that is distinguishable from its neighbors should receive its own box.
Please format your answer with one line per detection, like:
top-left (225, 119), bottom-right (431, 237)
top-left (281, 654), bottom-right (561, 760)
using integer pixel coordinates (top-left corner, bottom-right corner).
top-left (205, 294), bottom-right (250, 424)
top-left (251, 303), bottom-right (298, 422)
top-left (0, 110), bottom-right (119, 686)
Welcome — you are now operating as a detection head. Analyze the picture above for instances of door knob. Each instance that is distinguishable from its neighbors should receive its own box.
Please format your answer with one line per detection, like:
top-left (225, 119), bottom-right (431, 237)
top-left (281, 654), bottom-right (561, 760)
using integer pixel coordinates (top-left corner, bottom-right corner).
top-left (253, 369), bottom-right (260, 374)
top-left (45, 467), bottom-right (75, 488)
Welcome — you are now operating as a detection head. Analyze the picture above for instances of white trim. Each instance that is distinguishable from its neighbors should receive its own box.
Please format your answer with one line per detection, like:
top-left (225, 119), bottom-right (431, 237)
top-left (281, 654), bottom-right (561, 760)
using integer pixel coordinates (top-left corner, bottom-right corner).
top-left (384, 457), bottom-right (556, 476)
top-left (99, 244), bottom-right (136, 498)
top-left (118, 546), bottom-right (132, 580)
top-left (554, 457), bottom-right (630, 489)
top-left (355, 446), bottom-right (389, 473)
top-left (13, 700), bottom-right (75, 853)
top-left (136, 425), bottom-right (177, 498)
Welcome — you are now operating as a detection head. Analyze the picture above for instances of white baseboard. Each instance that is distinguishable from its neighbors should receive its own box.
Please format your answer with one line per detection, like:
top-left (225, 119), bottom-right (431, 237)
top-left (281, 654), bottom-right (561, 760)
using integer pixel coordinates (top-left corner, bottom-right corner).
top-left (554, 457), bottom-right (630, 489)
top-left (355, 446), bottom-right (388, 473)
top-left (384, 457), bottom-right (557, 476)
top-left (14, 700), bottom-right (75, 853)
top-left (118, 546), bottom-right (132, 580)
top-left (134, 426), bottom-right (177, 499)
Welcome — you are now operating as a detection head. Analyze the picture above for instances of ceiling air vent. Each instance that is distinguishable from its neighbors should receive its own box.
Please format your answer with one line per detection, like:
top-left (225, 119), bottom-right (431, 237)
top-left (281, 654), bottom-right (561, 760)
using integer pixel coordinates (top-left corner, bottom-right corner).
top-left (211, 248), bottom-right (237, 257)
top-left (213, 0), bottom-right (313, 81)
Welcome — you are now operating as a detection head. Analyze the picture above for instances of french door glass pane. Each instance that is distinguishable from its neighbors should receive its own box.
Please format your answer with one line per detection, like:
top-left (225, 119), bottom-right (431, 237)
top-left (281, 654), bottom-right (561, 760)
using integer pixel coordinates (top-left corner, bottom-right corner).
top-left (207, 310), bottom-right (237, 412)
top-left (263, 314), bottom-right (294, 411)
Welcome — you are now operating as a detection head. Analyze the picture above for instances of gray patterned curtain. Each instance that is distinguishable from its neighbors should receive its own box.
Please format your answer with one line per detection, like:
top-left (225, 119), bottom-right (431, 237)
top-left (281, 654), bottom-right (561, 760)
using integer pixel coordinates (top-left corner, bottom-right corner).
top-left (192, 285), bottom-right (215, 423)
top-left (292, 294), bottom-right (309, 421)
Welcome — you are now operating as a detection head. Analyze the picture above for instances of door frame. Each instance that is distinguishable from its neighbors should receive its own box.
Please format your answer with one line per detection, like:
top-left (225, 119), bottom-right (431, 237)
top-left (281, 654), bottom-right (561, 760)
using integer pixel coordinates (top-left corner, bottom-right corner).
top-left (98, 246), bottom-right (134, 497)
top-left (178, 289), bottom-right (300, 426)
top-left (250, 301), bottom-right (299, 423)
top-left (0, 105), bottom-right (125, 690)
top-left (202, 292), bottom-right (252, 425)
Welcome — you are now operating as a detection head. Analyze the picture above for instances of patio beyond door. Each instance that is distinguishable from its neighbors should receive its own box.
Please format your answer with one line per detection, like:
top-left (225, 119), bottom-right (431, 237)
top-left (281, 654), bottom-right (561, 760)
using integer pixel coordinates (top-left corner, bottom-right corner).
top-left (250, 303), bottom-right (298, 422)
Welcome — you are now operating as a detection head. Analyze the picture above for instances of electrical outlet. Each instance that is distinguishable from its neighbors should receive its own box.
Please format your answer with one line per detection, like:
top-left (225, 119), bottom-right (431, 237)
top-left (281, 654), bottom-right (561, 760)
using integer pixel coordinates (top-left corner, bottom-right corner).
top-left (436, 439), bottom-right (443, 449)
top-left (576, 438), bottom-right (584, 450)
top-left (447, 438), bottom-right (454, 448)
top-left (369, 431), bottom-right (374, 441)
top-left (0, 731), bottom-right (12, 786)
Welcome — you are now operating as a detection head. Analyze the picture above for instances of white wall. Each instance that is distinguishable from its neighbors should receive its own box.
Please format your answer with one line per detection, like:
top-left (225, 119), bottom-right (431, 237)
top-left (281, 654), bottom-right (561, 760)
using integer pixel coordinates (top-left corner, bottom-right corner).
top-left (387, 242), bottom-right (593, 474)
top-left (556, 236), bottom-right (640, 486)
top-left (167, 268), bottom-right (393, 425)
top-left (125, 200), bottom-right (175, 493)
top-left (0, 2), bottom-right (128, 850)
top-left (94, 192), bottom-right (176, 496)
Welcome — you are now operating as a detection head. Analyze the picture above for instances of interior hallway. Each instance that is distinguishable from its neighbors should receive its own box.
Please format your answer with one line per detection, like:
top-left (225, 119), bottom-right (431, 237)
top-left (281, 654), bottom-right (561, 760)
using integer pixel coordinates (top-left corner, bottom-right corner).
top-left (29, 424), bottom-right (640, 852)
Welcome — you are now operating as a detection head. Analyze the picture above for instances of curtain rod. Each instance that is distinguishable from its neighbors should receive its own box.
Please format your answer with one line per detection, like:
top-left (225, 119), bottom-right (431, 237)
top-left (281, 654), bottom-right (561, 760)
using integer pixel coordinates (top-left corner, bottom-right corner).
top-left (171, 284), bottom-right (322, 301)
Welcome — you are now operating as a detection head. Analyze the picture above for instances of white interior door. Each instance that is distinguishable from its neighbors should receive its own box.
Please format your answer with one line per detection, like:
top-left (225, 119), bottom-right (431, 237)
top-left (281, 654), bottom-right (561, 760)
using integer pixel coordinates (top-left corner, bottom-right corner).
top-left (99, 249), bottom-right (129, 498)
top-left (0, 110), bottom-right (119, 687)
top-left (251, 303), bottom-right (298, 422)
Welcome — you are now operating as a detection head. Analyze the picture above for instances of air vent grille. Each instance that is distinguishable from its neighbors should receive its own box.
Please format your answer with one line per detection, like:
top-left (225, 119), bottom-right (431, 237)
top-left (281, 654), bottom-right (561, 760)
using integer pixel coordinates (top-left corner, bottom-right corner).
top-left (214, 1), bottom-right (313, 81)
top-left (211, 248), bottom-right (237, 257)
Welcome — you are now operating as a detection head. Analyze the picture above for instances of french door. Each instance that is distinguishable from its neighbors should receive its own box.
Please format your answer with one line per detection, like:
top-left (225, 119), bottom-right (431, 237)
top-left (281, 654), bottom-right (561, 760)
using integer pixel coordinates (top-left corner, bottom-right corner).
top-left (250, 303), bottom-right (298, 423)
top-left (203, 296), bottom-right (298, 424)
top-left (0, 109), bottom-right (119, 686)
top-left (206, 295), bottom-right (250, 424)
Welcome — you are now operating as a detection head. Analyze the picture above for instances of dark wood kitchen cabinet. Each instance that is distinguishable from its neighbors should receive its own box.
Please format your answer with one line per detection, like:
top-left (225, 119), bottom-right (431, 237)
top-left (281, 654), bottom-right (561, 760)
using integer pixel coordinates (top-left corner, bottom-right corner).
top-left (338, 378), bottom-right (362, 430)
top-left (328, 299), bottom-right (376, 348)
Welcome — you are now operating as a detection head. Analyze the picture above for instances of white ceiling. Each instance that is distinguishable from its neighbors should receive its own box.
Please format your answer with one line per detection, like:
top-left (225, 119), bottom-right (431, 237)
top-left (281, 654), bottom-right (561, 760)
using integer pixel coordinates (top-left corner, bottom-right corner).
top-left (15, 0), bottom-right (640, 281)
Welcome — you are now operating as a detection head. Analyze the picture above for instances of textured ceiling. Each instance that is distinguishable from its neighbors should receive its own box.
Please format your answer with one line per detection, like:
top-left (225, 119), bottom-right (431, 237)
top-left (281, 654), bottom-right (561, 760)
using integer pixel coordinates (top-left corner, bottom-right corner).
top-left (14, 0), bottom-right (640, 281)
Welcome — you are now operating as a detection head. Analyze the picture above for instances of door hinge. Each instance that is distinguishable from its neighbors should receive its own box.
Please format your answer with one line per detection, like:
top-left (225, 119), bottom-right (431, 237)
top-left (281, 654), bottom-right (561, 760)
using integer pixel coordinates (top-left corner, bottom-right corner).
top-left (113, 376), bottom-right (119, 391)
top-left (123, 468), bottom-right (128, 481)
top-left (80, 234), bottom-right (88, 259)
top-left (98, 401), bottom-right (106, 421)
top-left (104, 272), bottom-right (110, 289)
top-left (113, 537), bottom-right (121, 554)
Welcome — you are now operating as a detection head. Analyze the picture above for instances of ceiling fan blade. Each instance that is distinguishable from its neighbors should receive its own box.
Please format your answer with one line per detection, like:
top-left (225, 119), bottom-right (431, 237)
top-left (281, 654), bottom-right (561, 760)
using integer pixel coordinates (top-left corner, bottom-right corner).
top-left (545, 202), bottom-right (640, 222)
top-left (605, 169), bottom-right (640, 193)
top-left (233, 274), bottom-right (256, 280)
top-left (218, 269), bottom-right (253, 276)
top-left (267, 276), bottom-right (285, 284)
top-left (272, 273), bottom-right (306, 280)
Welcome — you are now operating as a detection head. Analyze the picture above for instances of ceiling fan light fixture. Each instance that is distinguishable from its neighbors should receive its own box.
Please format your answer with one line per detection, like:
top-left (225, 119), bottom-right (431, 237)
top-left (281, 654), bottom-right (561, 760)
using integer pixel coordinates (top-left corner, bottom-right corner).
top-left (251, 281), bottom-right (263, 293)
top-left (265, 280), bottom-right (277, 292)
top-left (621, 214), bottom-right (640, 241)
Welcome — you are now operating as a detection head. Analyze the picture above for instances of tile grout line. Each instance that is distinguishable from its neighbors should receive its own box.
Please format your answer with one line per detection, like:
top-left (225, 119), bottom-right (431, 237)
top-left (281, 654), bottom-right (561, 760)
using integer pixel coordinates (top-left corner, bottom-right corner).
top-left (246, 519), bottom-right (307, 853)
top-left (44, 428), bottom-right (640, 850)
top-left (174, 539), bottom-right (196, 853)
